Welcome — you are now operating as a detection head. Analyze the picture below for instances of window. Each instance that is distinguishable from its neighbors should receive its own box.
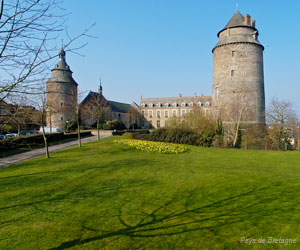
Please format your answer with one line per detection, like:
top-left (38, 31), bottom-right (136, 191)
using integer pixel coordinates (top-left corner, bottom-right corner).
top-left (157, 110), bottom-right (160, 117)
top-left (181, 102), bottom-right (186, 107)
top-left (148, 110), bottom-right (153, 118)
top-left (172, 110), bottom-right (177, 116)
top-left (232, 51), bottom-right (235, 57)
top-left (61, 116), bottom-right (63, 121)
top-left (149, 120), bottom-right (152, 126)
top-left (165, 110), bottom-right (169, 117)
top-left (214, 110), bottom-right (219, 117)
top-left (149, 103), bottom-right (153, 108)
top-left (231, 70), bottom-right (234, 77)
top-left (157, 103), bottom-right (161, 107)
top-left (141, 103), bottom-right (145, 107)
top-left (205, 102), bottom-right (210, 107)
top-left (197, 102), bottom-right (202, 107)
top-left (61, 102), bottom-right (63, 106)
top-left (173, 103), bottom-right (177, 107)
top-left (165, 120), bottom-right (168, 127)
top-left (189, 102), bottom-right (193, 107)
top-left (205, 110), bottom-right (210, 116)
top-left (215, 87), bottom-right (219, 99)
top-left (165, 103), bottom-right (169, 107)
top-left (157, 120), bottom-right (160, 128)
top-left (141, 111), bottom-right (145, 116)
top-left (182, 109), bottom-right (186, 116)
top-left (189, 109), bottom-right (193, 113)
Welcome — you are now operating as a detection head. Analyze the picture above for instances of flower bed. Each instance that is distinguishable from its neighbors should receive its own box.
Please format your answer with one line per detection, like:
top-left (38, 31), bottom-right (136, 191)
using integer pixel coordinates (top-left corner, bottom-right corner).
top-left (114, 139), bottom-right (187, 154)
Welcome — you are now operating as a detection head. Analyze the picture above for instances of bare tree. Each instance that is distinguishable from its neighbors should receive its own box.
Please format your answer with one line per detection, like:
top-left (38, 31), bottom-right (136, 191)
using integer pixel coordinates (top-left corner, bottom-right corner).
top-left (267, 98), bottom-right (297, 150)
top-left (218, 85), bottom-right (256, 148)
top-left (87, 90), bottom-right (108, 140)
top-left (0, 94), bottom-right (39, 135)
top-left (0, 0), bottom-right (95, 102)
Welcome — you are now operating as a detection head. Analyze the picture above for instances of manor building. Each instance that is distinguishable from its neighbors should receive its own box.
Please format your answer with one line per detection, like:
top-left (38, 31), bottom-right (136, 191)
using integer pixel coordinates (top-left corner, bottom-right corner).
top-left (140, 95), bottom-right (212, 128)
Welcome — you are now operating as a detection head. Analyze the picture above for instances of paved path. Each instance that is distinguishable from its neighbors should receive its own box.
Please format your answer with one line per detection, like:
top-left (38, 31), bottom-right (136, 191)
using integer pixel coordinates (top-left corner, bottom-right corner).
top-left (0, 133), bottom-right (111, 169)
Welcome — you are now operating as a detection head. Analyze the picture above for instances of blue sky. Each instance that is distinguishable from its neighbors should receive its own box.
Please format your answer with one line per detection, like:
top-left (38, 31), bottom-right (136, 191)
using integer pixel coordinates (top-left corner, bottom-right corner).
top-left (60, 0), bottom-right (300, 116)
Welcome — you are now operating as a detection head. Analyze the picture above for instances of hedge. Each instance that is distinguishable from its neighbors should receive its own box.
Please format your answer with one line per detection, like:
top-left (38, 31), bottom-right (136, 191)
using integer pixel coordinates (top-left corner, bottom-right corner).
top-left (0, 131), bottom-right (91, 152)
top-left (112, 130), bottom-right (150, 136)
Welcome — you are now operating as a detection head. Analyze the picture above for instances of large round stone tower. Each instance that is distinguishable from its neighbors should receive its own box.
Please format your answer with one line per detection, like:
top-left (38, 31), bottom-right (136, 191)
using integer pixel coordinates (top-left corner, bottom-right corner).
top-left (46, 49), bottom-right (78, 130)
top-left (211, 11), bottom-right (265, 125)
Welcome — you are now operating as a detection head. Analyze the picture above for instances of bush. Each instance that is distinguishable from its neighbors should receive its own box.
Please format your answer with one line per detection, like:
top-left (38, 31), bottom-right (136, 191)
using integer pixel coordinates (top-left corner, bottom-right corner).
top-left (103, 120), bottom-right (126, 130)
top-left (64, 120), bottom-right (77, 132)
top-left (147, 113), bottom-right (221, 147)
top-left (129, 123), bottom-right (140, 129)
top-left (1, 124), bottom-right (14, 134)
top-left (148, 128), bottom-right (201, 146)
top-left (123, 132), bottom-right (134, 139)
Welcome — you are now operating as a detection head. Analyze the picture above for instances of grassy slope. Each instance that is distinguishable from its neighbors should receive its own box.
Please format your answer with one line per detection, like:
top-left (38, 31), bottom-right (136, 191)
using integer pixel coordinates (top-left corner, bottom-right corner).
top-left (0, 136), bottom-right (299, 250)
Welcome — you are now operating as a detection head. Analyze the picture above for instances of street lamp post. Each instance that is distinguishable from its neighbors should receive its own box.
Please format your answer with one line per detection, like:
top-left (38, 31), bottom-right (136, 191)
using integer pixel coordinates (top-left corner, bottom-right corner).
top-left (66, 120), bottom-right (69, 133)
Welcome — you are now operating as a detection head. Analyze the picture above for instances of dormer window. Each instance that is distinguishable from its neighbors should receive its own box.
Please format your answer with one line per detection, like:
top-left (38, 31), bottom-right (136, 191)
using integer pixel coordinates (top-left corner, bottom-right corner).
top-left (205, 102), bottom-right (210, 107)
top-left (165, 103), bottom-right (169, 107)
top-left (189, 102), bottom-right (193, 107)
top-left (149, 103), bottom-right (153, 108)
top-left (173, 103), bottom-right (177, 107)
top-left (181, 102), bottom-right (186, 107)
top-left (197, 102), bottom-right (202, 107)
top-left (141, 103), bottom-right (145, 108)
top-left (157, 103), bottom-right (161, 107)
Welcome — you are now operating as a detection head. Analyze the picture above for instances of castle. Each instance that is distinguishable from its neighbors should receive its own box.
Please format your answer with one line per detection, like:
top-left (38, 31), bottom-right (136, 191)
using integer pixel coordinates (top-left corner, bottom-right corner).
top-left (46, 50), bottom-right (141, 131)
top-left (140, 11), bottom-right (265, 128)
top-left (46, 11), bottom-right (265, 131)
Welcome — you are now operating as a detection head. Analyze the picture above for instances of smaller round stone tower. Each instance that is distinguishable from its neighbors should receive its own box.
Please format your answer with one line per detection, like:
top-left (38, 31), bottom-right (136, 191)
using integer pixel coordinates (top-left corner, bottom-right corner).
top-left (211, 11), bottom-right (265, 125)
top-left (46, 49), bottom-right (78, 130)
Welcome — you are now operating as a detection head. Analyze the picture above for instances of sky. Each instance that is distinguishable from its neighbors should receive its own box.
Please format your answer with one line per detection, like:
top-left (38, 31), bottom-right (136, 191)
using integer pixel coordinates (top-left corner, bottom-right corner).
top-left (59, 0), bottom-right (300, 117)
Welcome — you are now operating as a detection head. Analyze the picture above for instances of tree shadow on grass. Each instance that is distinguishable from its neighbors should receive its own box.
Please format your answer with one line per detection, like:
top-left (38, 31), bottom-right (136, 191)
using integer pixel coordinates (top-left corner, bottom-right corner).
top-left (49, 183), bottom-right (300, 249)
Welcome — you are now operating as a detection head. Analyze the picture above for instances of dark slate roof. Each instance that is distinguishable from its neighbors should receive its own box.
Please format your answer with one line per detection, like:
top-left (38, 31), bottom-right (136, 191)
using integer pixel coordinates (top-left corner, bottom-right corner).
top-left (108, 101), bottom-right (130, 113)
top-left (225, 11), bottom-right (245, 28)
top-left (80, 91), bottom-right (108, 106)
top-left (47, 49), bottom-right (78, 85)
top-left (52, 49), bottom-right (72, 72)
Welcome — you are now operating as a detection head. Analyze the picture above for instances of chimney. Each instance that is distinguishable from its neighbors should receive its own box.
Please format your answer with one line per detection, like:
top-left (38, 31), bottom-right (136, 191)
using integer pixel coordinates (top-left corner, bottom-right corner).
top-left (252, 18), bottom-right (256, 28)
top-left (244, 14), bottom-right (251, 25)
top-left (194, 93), bottom-right (197, 97)
top-left (179, 93), bottom-right (182, 98)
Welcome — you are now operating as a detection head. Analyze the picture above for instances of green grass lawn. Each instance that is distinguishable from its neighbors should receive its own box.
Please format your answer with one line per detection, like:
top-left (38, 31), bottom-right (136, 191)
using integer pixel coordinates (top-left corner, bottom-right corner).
top-left (0, 136), bottom-right (300, 249)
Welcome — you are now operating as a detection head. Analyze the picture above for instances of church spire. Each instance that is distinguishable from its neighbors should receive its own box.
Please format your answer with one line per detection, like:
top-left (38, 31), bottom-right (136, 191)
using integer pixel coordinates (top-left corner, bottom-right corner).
top-left (99, 77), bottom-right (103, 95)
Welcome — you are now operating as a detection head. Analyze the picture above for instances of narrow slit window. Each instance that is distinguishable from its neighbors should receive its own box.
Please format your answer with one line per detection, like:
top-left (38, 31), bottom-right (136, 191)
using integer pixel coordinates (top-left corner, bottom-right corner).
top-left (232, 51), bottom-right (235, 57)
top-left (231, 70), bottom-right (234, 77)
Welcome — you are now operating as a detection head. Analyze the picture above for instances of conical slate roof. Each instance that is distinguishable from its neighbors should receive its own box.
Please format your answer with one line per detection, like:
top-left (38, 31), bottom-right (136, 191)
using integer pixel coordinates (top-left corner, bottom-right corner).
top-left (52, 49), bottom-right (72, 72)
top-left (224, 11), bottom-right (245, 28)
top-left (47, 49), bottom-right (77, 85)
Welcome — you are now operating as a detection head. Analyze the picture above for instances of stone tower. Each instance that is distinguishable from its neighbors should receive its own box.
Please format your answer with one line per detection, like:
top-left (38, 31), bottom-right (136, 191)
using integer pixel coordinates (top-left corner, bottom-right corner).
top-left (211, 11), bottom-right (265, 125)
top-left (46, 49), bottom-right (78, 130)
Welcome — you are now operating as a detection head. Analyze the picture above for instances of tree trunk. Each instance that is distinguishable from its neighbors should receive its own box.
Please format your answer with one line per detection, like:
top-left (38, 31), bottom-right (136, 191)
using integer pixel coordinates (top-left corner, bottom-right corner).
top-left (18, 124), bottom-right (20, 137)
top-left (41, 124), bottom-right (49, 158)
top-left (97, 117), bottom-right (100, 140)
top-left (233, 123), bottom-right (240, 148)
top-left (77, 115), bottom-right (81, 147)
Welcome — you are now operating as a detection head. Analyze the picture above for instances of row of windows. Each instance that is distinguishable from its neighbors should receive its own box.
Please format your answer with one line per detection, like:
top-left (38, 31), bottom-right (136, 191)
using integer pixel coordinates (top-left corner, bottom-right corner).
top-left (144, 109), bottom-right (210, 117)
top-left (141, 102), bottom-right (210, 108)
